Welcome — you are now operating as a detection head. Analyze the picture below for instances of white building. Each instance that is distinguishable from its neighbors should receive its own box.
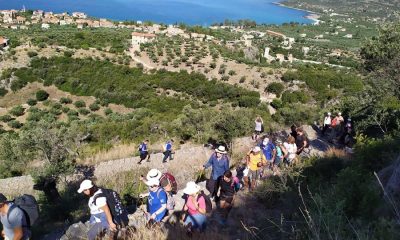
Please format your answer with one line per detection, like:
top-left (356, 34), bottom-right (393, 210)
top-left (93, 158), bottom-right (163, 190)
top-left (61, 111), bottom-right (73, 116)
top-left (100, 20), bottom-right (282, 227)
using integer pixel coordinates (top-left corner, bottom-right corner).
top-left (72, 12), bottom-right (87, 19)
top-left (41, 23), bottom-right (50, 29)
top-left (131, 32), bottom-right (156, 46)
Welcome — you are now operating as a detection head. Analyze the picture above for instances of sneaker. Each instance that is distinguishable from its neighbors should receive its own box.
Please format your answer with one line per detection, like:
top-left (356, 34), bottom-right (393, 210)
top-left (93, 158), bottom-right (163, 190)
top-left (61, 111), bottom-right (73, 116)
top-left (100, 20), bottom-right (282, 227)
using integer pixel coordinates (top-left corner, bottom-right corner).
top-left (137, 161), bottom-right (142, 165)
top-left (162, 161), bottom-right (167, 163)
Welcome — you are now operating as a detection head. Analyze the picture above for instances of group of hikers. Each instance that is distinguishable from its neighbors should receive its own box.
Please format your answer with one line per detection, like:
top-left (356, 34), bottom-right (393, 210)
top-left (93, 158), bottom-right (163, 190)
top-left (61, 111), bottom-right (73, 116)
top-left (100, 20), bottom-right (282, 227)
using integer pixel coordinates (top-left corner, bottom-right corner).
top-left (0, 114), bottom-right (356, 240)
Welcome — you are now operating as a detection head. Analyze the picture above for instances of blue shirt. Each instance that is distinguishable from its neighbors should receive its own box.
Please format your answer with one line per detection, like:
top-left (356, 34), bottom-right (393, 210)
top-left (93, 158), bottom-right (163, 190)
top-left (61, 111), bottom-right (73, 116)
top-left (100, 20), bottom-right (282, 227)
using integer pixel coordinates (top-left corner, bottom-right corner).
top-left (262, 142), bottom-right (275, 161)
top-left (139, 143), bottom-right (148, 154)
top-left (203, 153), bottom-right (230, 180)
top-left (0, 203), bottom-right (31, 240)
top-left (165, 142), bottom-right (172, 151)
top-left (148, 188), bottom-right (167, 222)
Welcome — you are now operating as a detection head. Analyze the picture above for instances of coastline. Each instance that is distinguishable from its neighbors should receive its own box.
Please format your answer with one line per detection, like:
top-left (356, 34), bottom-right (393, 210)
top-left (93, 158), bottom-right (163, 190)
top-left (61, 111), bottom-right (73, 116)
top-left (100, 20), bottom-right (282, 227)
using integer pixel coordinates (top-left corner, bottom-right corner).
top-left (272, 1), bottom-right (321, 24)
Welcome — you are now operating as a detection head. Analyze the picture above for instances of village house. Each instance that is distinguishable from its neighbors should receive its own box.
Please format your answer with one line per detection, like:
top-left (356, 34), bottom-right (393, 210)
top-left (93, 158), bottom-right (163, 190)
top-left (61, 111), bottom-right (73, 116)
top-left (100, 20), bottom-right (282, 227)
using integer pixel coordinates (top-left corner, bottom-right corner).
top-left (0, 36), bottom-right (10, 48)
top-left (131, 32), bottom-right (156, 46)
top-left (99, 19), bottom-right (115, 28)
top-left (10, 25), bottom-right (18, 30)
top-left (32, 10), bottom-right (44, 20)
top-left (20, 25), bottom-right (28, 30)
top-left (16, 16), bottom-right (26, 24)
top-left (42, 17), bottom-right (59, 25)
top-left (163, 25), bottom-right (185, 37)
top-left (44, 12), bottom-right (54, 19)
top-left (89, 20), bottom-right (100, 28)
top-left (41, 23), bottom-right (50, 29)
top-left (72, 12), bottom-right (87, 19)
top-left (1, 10), bottom-right (17, 23)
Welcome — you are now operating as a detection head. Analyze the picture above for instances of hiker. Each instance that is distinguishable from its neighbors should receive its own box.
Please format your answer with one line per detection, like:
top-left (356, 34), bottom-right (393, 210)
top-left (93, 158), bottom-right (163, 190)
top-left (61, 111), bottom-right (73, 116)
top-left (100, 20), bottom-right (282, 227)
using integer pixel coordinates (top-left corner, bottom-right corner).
top-left (260, 137), bottom-right (276, 171)
top-left (202, 145), bottom-right (230, 200)
top-left (252, 116), bottom-right (264, 141)
top-left (162, 139), bottom-right (174, 163)
top-left (246, 146), bottom-right (267, 191)
top-left (0, 194), bottom-right (31, 240)
top-left (137, 139), bottom-right (150, 164)
top-left (216, 170), bottom-right (239, 225)
top-left (77, 179), bottom-right (117, 240)
top-left (235, 160), bottom-right (247, 190)
top-left (290, 124), bottom-right (298, 139)
top-left (181, 181), bottom-right (207, 234)
top-left (283, 136), bottom-right (297, 165)
top-left (295, 127), bottom-right (308, 155)
top-left (322, 112), bottom-right (332, 136)
top-left (273, 139), bottom-right (285, 175)
top-left (144, 178), bottom-right (167, 224)
top-left (140, 169), bottom-right (177, 223)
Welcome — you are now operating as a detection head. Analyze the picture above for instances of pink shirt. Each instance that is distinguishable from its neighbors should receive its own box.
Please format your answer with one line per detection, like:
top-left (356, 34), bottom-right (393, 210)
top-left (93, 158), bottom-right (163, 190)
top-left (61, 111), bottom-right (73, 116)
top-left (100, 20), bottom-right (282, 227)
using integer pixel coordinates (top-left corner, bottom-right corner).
top-left (186, 195), bottom-right (206, 215)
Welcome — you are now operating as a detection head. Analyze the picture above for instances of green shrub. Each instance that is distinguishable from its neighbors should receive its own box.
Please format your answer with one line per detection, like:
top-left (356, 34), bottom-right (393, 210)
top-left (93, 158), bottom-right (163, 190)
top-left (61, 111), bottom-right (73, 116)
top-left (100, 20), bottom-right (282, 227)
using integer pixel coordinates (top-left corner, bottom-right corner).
top-left (62, 106), bottom-right (70, 113)
top-left (74, 100), bottom-right (86, 108)
top-left (7, 120), bottom-right (23, 129)
top-left (270, 99), bottom-right (283, 109)
top-left (67, 109), bottom-right (79, 116)
top-left (89, 103), bottom-right (100, 112)
top-left (0, 87), bottom-right (8, 97)
top-left (239, 76), bottom-right (246, 83)
top-left (64, 51), bottom-right (73, 57)
top-left (281, 70), bottom-right (297, 82)
top-left (104, 108), bottom-right (113, 115)
top-left (27, 98), bottom-right (37, 106)
top-left (266, 82), bottom-right (285, 97)
top-left (0, 115), bottom-right (14, 122)
top-left (36, 90), bottom-right (49, 101)
top-left (281, 91), bottom-right (309, 104)
top-left (27, 51), bottom-right (38, 58)
top-left (78, 108), bottom-right (90, 116)
top-left (9, 106), bottom-right (25, 117)
top-left (59, 97), bottom-right (73, 104)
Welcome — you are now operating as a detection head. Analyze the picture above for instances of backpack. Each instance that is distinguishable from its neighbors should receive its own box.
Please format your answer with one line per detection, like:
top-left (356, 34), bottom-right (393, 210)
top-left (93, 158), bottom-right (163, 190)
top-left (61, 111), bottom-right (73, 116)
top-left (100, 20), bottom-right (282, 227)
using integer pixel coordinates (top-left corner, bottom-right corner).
top-left (157, 188), bottom-right (174, 211)
top-left (197, 191), bottom-right (212, 214)
top-left (159, 173), bottom-right (177, 194)
top-left (93, 188), bottom-right (129, 227)
top-left (9, 195), bottom-right (39, 227)
top-left (231, 177), bottom-right (240, 192)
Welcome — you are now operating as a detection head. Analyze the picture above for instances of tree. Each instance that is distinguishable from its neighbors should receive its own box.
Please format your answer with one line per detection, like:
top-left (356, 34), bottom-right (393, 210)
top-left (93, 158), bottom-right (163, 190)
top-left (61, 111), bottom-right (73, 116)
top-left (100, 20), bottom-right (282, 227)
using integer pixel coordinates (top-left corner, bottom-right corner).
top-left (36, 90), bottom-right (49, 101)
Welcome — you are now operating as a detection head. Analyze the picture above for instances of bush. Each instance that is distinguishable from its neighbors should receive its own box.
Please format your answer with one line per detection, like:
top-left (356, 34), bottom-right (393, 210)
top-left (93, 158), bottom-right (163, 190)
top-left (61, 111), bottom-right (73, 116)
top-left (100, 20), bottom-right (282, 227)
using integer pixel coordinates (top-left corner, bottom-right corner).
top-left (27, 98), bottom-right (37, 106)
top-left (7, 120), bottom-right (23, 129)
top-left (266, 82), bottom-right (285, 97)
top-left (9, 106), bottom-right (25, 117)
top-left (0, 87), bottom-right (8, 97)
top-left (239, 76), bottom-right (246, 83)
top-left (78, 108), bottom-right (90, 116)
top-left (281, 91), bottom-right (309, 104)
top-left (270, 99), bottom-right (283, 109)
top-left (36, 90), bottom-right (49, 101)
top-left (62, 106), bottom-right (70, 113)
top-left (0, 115), bottom-right (14, 122)
top-left (64, 51), bottom-right (74, 57)
top-left (74, 100), bottom-right (86, 108)
top-left (59, 97), bottom-right (73, 104)
top-left (104, 108), bottom-right (113, 115)
top-left (27, 51), bottom-right (38, 58)
top-left (67, 109), bottom-right (79, 116)
top-left (281, 70), bottom-right (298, 82)
top-left (89, 103), bottom-right (100, 112)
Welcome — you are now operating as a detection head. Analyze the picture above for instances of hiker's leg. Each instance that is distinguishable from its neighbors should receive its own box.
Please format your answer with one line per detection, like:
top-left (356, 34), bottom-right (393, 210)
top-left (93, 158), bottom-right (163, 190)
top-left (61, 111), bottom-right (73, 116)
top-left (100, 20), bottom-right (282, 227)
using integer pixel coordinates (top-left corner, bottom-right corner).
top-left (87, 222), bottom-right (106, 240)
top-left (243, 176), bottom-right (250, 191)
top-left (162, 152), bottom-right (168, 162)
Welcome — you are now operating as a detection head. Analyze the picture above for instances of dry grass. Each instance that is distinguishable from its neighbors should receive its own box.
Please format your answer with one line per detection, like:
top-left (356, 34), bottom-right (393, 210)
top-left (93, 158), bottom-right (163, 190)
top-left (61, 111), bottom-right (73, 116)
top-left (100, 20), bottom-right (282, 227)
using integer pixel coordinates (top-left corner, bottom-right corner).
top-left (323, 147), bottom-right (350, 160)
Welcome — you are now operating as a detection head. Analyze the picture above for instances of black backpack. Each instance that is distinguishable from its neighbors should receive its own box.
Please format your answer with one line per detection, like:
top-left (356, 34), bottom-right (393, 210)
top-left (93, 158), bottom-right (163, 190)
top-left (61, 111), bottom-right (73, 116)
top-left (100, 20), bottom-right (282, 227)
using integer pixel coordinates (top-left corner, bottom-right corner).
top-left (9, 194), bottom-right (39, 228)
top-left (197, 191), bottom-right (212, 214)
top-left (93, 188), bottom-right (129, 227)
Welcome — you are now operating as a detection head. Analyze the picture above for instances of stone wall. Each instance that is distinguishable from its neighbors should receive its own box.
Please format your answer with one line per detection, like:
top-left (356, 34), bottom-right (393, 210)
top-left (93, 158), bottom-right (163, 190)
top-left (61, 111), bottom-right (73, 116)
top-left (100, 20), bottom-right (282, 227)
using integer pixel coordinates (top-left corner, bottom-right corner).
top-left (0, 175), bottom-right (37, 197)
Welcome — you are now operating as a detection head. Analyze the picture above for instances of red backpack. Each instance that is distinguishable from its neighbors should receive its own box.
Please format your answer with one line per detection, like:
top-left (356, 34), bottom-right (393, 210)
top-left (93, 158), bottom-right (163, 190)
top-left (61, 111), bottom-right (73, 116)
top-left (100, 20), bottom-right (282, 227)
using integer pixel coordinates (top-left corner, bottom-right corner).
top-left (160, 173), bottom-right (178, 194)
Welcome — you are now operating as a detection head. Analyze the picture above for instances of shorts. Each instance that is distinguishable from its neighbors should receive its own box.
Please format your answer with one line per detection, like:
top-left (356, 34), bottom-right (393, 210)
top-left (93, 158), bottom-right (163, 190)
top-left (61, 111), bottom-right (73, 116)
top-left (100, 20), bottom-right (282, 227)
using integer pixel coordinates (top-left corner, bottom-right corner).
top-left (248, 169), bottom-right (260, 181)
top-left (254, 130), bottom-right (261, 135)
top-left (140, 152), bottom-right (148, 160)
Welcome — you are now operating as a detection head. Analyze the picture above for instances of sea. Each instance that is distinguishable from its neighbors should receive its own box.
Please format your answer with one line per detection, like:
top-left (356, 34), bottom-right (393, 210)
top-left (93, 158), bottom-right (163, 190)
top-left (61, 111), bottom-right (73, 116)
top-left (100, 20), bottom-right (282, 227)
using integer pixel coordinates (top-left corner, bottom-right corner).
top-left (0, 0), bottom-right (313, 25)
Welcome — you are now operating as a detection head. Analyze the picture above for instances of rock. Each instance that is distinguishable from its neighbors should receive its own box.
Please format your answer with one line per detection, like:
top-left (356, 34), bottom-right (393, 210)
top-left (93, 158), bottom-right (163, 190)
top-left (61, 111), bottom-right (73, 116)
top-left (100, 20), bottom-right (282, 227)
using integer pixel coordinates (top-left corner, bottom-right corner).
top-left (60, 222), bottom-right (89, 240)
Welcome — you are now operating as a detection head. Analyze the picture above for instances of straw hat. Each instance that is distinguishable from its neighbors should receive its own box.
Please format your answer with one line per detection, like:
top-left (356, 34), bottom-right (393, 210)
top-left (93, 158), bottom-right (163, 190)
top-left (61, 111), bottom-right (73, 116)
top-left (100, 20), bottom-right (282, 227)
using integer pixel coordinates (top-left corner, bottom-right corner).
top-left (146, 169), bottom-right (162, 180)
top-left (215, 145), bottom-right (227, 154)
top-left (182, 181), bottom-right (201, 195)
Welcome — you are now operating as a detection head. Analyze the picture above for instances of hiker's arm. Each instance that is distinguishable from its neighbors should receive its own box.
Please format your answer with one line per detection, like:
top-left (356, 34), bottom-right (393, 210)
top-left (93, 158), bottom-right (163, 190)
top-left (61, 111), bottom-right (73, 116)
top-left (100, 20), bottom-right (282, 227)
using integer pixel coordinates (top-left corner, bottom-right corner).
top-left (193, 198), bottom-right (206, 215)
top-left (225, 157), bottom-right (230, 171)
top-left (13, 226), bottom-right (23, 240)
top-left (100, 205), bottom-right (117, 231)
top-left (203, 156), bottom-right (212, 169)
top-left (151, 204), bottom-right (167, 219)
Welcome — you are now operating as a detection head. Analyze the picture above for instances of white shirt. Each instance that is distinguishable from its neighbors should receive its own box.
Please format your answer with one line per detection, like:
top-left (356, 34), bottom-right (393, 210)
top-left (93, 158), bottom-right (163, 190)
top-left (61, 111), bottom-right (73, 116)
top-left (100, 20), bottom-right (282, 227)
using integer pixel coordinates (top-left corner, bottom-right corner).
top-left (88, 189), bottom-right (107, 217)
top-left (324, 116), bottom-right (331, 126)
top-left (255, 121), bottom-right (263, 131)
top-left (284, 142), bottom-right (297, 160)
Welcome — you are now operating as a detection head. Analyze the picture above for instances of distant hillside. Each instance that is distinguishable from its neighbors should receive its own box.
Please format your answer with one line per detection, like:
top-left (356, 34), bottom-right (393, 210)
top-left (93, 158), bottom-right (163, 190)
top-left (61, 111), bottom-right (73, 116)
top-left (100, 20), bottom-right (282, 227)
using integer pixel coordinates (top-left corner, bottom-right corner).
top-left (283, 0), bottom-right (400, 19)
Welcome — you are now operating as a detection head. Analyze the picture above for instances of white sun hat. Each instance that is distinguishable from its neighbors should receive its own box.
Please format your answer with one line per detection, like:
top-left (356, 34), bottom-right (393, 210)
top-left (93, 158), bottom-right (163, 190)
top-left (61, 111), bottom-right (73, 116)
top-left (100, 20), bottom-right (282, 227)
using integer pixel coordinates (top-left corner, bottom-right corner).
top-left (77, 179), bottom-right (94, 193)
top-left (215, 145), bottom-right (227, 154)
top-left (145, 178), bottom-right (160, 187)
top-left (146, 169), bottom-right (162, 180)
top-left (253, 146), bottom-right (261, 153)
top-left (182, 181), bottom-right (201, 195)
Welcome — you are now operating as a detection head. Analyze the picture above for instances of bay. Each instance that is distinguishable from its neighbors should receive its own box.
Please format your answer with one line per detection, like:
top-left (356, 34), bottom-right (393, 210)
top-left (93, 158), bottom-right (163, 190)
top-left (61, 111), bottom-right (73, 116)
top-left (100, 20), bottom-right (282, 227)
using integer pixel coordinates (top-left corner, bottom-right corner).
top-left (0, 0), bottom-right (313, 25)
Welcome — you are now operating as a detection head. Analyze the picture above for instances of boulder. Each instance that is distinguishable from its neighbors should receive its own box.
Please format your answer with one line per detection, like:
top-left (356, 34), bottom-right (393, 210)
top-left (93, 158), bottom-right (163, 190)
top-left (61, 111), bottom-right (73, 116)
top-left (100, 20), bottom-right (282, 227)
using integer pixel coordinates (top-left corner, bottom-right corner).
top-left (60, 221), bottom-right (90, 240)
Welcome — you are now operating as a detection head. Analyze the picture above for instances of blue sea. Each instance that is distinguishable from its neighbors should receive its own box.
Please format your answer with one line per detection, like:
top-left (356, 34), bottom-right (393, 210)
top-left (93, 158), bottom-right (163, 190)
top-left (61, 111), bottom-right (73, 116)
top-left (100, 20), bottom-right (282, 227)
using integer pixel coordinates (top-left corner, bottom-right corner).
top-left (0, 0), bottom-right (312, 25)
